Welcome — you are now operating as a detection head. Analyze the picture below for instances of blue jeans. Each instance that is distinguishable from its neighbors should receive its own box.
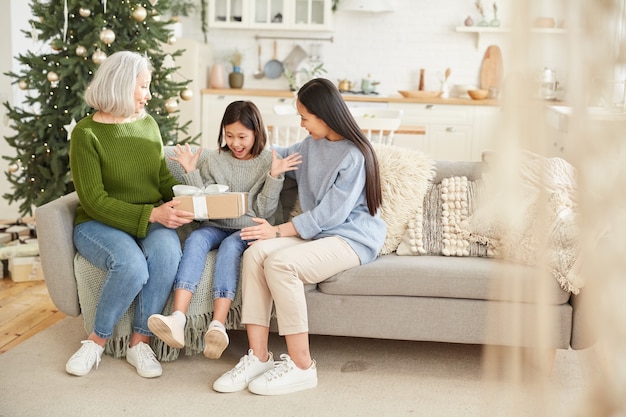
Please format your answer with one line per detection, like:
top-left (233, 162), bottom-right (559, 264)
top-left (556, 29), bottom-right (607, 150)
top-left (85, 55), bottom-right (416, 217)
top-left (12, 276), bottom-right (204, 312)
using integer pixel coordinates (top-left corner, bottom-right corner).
top-left (73, 221), bottom-right (182, 339)
top-left (175, 226), bottom-right (250, 301)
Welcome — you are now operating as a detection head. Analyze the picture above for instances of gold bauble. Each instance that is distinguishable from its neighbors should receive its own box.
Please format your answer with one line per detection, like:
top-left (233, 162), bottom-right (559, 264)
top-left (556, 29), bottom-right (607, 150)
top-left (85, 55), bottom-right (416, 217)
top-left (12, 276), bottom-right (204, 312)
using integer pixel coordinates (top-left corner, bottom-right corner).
top-left (75, 45), bottom-right (87, 57)
top-left (99, 28), bottom-right (116, 45)
top-left (164, 98), bottom-right (179, 113)
top-left (8, 163), bottom-right (19, 173)
top-left (168, 35), bottom-right (177, 45)
top-left (47, 71), bottom-right (59, 82)
top-left (132, 5), bottom-right (147, 21)
top-left (79, 7), bottom-right (91, 17)
top-left (50, 39), bottom-right (63, 51)
top-left (92, 49), bottom-right (107, 64)
top-left (180, 88), bottom-right (193, 101)
top-left (18, 80), bottom-right (28, 90)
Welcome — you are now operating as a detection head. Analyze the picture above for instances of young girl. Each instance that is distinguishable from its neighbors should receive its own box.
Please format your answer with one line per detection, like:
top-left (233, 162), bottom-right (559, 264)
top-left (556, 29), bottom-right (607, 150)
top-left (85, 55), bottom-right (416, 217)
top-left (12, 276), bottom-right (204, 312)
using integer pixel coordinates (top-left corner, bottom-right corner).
top-left (148, 101), bottom-right (301, 359)
top-left (212, 78), bottom-right (386, 395)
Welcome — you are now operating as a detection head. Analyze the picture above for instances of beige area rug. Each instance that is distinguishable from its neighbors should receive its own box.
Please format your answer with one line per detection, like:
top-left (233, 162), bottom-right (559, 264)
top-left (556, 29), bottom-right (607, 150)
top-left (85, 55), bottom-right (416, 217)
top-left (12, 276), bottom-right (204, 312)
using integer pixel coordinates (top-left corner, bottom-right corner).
top-left (0, 317), bottom-right (599, 417)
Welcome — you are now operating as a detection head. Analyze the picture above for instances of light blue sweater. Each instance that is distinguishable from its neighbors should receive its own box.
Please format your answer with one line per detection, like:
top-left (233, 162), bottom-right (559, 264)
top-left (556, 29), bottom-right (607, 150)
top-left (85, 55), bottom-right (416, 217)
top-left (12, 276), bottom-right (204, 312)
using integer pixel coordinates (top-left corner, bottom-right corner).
top-left (275, 136), bottom-right (386, 264)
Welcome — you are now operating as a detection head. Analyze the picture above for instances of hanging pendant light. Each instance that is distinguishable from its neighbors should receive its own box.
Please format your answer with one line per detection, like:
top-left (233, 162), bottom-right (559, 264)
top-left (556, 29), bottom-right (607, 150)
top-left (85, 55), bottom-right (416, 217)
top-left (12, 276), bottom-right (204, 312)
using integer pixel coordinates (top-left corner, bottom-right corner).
top-left (337, 0), bottom-right (394, 13)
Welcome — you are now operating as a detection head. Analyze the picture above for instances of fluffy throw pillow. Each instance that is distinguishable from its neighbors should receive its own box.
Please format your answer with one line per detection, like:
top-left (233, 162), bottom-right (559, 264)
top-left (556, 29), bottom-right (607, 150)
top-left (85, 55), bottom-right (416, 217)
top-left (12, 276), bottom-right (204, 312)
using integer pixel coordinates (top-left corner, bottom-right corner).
top-left (455, 150), bottom-right (581, 293)
top-left (396, 176), bottom-right (490, 257)
top-left (372, 143), bottom-right (435, 255)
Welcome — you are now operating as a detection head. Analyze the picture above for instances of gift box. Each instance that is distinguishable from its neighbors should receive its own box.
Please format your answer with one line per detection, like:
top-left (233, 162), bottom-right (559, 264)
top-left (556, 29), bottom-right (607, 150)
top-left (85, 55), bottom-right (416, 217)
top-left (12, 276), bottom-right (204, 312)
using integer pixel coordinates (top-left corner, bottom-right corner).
top-left (173, 192), bottom-right (248, 220)
top-left (8, 256), bottom-right (45, 282)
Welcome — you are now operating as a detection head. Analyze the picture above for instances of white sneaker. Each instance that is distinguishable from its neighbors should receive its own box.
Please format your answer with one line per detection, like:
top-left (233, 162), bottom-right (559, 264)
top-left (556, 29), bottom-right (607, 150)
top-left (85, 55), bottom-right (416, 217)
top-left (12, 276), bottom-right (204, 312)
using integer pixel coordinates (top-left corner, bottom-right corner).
top-left (148, 314), bottom-right (185, 349)
top-left (66, 340), bottom-right (105, 376)
top-left (248, 354), bottom-right (317, 396)
top-left (213, 349), bottom-right (274, 393)
top-left (203, 321), bottom-right (229, 359)
top-left (126, 342), bottom-right (162, 378)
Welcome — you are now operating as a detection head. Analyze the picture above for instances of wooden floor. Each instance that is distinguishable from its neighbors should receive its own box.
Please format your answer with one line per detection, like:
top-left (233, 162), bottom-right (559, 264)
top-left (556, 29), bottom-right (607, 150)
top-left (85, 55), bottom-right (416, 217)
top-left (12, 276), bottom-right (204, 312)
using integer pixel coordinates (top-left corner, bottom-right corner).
top-left (0, 277), bottom-right (66, 354)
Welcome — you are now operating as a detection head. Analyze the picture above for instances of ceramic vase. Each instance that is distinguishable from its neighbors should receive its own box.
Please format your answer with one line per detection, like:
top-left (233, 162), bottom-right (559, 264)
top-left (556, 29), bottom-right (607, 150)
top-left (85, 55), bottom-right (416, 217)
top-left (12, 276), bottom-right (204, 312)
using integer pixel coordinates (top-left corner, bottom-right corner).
top-left (229, 66), bottom-right (244, 89)
top-left (209, 64), bottom-right (226, 89)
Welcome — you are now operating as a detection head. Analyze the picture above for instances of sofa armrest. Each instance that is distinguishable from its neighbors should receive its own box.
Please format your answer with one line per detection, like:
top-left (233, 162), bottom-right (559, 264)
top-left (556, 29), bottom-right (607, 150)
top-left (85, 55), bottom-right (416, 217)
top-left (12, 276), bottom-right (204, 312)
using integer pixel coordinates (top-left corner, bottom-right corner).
top-left (35, 192), bottom-right (81, 316)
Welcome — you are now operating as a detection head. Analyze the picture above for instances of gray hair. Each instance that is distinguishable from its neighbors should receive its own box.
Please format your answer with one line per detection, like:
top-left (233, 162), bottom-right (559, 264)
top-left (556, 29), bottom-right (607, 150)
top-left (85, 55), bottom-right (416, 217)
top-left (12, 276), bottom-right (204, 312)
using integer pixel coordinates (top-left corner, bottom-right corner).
top-left (84, 51), bottom-right (153, 117)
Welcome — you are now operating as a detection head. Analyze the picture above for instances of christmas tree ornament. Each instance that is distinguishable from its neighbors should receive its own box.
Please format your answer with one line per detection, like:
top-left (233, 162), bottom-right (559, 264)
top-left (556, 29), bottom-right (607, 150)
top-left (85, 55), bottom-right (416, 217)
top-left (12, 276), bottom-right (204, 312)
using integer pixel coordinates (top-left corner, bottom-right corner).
top-left (164, 98), bottom-right (179, 113)
top-left (47, 71), bottom-right (59, 82)
top-left (99, 28), bottom-right (116, 45)
top-left (75, 45), bottom-right (87, 57)
top-left (180, 88), bottom-right (193, 101)
top-left (132, 5), bottom-right (147, 22)
top-left (149, 0), bottom-right (158, 5)
top-left (79, 7), bottom-right (91, 17)
top-left (168, 35), bottom-right (177, 45)
top-left (8, 164), bottom-right (19, 173)
top-left (18, 80), bottom-right (28, 90)
top-left (50, 39), bottom-right (63, 51)
top-left (92, 49), bottom-right (107, 64)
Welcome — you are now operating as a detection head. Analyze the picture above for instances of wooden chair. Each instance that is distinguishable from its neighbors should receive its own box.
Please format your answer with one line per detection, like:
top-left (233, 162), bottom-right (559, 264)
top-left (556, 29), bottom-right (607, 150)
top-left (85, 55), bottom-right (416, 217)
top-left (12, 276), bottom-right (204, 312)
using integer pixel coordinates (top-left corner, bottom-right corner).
top-left (262, 113), bottom-right (307, 147)
top-left (350, 108), bottom-right (403, 145)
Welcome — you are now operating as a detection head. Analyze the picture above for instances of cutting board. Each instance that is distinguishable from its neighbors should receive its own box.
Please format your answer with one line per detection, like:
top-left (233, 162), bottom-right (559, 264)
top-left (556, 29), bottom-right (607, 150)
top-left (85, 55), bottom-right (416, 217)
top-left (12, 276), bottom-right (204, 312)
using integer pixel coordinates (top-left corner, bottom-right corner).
top-left (480, 45), bottom-right (504, 90)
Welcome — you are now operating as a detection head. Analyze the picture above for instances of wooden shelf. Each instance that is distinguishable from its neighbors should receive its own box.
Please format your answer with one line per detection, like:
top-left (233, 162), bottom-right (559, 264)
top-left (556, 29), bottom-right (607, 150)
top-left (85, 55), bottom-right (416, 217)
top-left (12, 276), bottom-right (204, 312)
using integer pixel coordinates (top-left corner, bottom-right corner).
top-left (455, 26), bottom-right (568, 48)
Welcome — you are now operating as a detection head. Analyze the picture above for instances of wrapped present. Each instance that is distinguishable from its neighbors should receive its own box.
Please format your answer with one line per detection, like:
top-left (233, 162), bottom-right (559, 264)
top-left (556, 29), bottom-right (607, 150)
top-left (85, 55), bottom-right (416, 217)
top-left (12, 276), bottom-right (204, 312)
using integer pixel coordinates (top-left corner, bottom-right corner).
top-left (9, 256), bottom-right (44, 282)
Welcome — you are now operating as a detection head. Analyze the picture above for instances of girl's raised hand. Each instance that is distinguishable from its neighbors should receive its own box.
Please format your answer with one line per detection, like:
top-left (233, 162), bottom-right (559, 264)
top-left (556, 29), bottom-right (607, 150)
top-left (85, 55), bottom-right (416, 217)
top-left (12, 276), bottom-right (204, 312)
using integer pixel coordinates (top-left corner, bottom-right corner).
top-left (169, 143), bottom-right (202, 173)
top-left (270, 149), bottom-right (302, 178)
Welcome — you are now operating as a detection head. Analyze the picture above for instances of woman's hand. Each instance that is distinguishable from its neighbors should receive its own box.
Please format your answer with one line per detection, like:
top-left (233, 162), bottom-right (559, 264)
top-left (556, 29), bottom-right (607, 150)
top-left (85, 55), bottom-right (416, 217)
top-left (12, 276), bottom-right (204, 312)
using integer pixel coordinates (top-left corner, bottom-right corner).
top-left (149, 200), bottom-right (194, 228)
top-left (270, 150), bottom-right (302, 178)
top-left (169, 143), bottom-right (202, 174)
top-left (241, 219), bottom-right (297, 244)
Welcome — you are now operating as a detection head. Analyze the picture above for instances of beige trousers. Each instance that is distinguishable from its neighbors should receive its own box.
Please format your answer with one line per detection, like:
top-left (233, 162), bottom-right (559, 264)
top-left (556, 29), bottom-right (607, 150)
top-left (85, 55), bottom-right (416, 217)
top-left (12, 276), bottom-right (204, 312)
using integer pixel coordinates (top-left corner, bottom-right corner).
top-left (241, 236), bottom-right (360, 335)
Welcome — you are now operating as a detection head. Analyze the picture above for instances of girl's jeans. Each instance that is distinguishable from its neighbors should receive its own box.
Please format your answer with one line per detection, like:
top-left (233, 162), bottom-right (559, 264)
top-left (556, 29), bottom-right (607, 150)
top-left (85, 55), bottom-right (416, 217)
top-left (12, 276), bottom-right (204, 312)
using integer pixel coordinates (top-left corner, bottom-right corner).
top-left (73, 221), bottom-right (182, 339)
top-left (174, 226), bottom-right (250, 301)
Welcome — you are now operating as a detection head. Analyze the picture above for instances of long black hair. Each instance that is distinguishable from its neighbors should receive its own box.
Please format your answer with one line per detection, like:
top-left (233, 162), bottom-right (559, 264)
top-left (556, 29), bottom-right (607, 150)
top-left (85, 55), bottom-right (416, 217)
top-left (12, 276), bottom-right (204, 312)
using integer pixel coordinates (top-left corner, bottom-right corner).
top-left (297, 78), bottom-right (382, 215)
top-left (217, 100), bottom-right (267, 157)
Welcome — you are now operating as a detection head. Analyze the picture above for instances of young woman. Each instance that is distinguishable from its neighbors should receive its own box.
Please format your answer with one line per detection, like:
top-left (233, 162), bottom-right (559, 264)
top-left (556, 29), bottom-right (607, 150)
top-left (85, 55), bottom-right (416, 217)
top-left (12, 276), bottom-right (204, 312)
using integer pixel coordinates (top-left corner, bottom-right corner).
top-left (212, 78), bottom-right (386, 395)
top-left (66, 51), bottom-right (193, 378)
top-left (148, 101), bottom-right (301, 359)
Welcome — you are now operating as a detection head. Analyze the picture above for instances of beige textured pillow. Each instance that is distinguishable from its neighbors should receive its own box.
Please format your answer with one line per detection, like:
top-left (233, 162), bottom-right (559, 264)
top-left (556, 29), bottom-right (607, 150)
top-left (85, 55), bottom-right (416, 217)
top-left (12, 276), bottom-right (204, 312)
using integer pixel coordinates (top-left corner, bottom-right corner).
top-left (396, 176), bottom-right (489, 257)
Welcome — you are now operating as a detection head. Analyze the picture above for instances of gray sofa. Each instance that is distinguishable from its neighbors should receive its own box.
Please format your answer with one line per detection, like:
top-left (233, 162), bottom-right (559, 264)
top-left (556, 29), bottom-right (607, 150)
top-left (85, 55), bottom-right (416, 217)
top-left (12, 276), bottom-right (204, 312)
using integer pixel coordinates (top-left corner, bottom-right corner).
top-left (36, 145), bottom-right (595, 362)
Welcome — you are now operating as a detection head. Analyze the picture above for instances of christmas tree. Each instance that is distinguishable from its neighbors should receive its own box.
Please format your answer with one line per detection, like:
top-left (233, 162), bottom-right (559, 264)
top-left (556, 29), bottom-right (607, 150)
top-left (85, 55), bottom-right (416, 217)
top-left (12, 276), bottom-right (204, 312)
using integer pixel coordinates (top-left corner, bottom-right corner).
top-left (3, 0), bottom-right (196, 216)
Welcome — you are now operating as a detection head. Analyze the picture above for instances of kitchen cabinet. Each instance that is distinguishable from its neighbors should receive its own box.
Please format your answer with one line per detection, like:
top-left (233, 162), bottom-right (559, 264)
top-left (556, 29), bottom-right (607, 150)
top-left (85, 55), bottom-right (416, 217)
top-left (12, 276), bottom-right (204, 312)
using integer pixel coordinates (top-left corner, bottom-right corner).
top-left (209, 0), bottom-right (332, 31)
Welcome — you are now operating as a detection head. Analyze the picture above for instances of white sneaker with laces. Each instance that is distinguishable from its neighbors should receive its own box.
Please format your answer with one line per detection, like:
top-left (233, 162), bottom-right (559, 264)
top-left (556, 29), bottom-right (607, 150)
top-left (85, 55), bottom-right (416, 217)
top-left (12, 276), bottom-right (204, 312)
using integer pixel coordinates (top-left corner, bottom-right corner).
top-left (213, 349), bottom-right (274, 393)
top-left (126, 342), bottom-right (162, 378)
top-left (66, 340), bottom-right (105, 376)
top-left (248, 354), bottom-right (317, 396)
top-left (203, 321), bottom-right (229, 359)
top-left (148, 313), bottom-right (185, 349)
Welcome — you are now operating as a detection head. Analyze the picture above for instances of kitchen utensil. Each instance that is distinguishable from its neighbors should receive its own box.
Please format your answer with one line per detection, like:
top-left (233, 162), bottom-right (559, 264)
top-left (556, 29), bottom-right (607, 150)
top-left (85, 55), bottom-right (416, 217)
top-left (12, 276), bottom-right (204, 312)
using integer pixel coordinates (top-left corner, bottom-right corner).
top-left (479, 45), bottom-right (504, 90)
top-left (467, 89), bottom-right (489, 100)
top-left (398, 90), bottom-right (443, 98)
top-left (418, 69), bottom-right (425, 91)
top-left (539, 67), bottom-right (557, 100)
top-left (444, 68), bottom-right (451, 82)
top-left (338, 79), bottom-right (353, 92)
top-left (264, 41), bottom-right (284, 79)
top-left (253, 44), bottom-right (264, 79)
top-left (282, 44), bottom-right (308, 72)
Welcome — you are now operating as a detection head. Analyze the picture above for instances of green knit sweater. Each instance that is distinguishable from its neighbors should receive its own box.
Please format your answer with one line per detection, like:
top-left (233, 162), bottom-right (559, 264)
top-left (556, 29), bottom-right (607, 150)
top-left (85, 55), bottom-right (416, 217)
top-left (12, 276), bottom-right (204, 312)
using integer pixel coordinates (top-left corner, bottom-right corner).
top-left (69, 114), bottom-right (178, 238)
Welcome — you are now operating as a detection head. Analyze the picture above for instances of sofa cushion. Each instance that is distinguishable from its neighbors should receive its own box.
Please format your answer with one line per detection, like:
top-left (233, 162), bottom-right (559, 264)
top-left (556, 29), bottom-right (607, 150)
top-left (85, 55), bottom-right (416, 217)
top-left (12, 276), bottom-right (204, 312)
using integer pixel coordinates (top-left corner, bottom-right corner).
top-left (317, 254), bottom-right (571, 305)
top-left (396, 175), bottom-right (489, 257)
top-left (371, 143), bottom-right (435, 255)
